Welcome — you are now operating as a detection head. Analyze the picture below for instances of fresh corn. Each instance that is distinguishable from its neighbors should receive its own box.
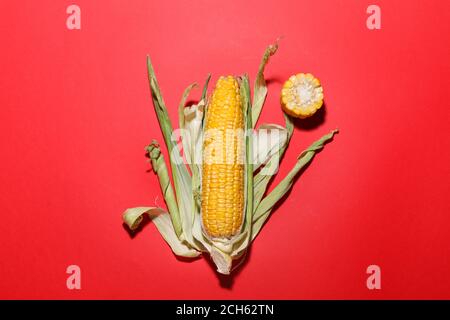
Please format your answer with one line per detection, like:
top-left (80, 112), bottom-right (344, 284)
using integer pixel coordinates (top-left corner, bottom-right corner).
top-left (281, 73), bottom-right (323, 119)
top-left (123, 44), bottom-right (339, 275)
top-left (201, 76), bottom-right (245, 239)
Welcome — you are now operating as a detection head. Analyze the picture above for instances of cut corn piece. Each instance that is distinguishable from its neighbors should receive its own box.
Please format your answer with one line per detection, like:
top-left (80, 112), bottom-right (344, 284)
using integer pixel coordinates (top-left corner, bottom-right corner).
top-left (201, 76), bottom-right (245, 239)
top-left (281, 73), bottom-right (323, 119)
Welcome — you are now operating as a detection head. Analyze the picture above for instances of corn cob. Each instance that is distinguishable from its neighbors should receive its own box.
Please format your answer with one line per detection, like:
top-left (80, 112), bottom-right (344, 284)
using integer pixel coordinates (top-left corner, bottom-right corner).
top-left (201, 76), bottom-right (245, 239)
top-left (281, 73), bottom-right (323, 118)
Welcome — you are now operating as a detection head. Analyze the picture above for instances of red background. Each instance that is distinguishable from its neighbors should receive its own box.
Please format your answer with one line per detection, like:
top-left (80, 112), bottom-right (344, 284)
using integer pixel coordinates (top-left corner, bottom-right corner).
top-left (0, 0), bottom-right (449, 299)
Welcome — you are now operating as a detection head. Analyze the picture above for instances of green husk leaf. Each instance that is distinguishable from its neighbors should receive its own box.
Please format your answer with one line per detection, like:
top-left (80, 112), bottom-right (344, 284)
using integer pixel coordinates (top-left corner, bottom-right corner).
top-left (146, 141), bottom-right (182, 237)
top-left (146, 56), bottom-right (177, 151)
top-left (242, 75), bottom-right (253, 237)
top-left (123, 207), bottom-right (200, 258)
top-left (201, 74), bottom-right (211, 133)
top-left (253, 115), bottom-right (294, 210)
top-left (146, 56), bottom-right (197, 247)
top-left (240, 74), bottom-right (253, 247)
top-left (252, 129), bottom-right (338, 241)
top-left (201, 74), bottom-right (211, 101)
top-left (252, 42), bottom-right (279, 128)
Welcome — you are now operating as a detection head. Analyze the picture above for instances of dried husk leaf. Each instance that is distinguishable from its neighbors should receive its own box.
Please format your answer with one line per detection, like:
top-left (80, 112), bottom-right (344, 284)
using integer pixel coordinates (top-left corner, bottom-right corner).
top-left (178, 83), bottom-right (198, 169)
top-left (123, 207), bottom-right (200, 258)
top-left (210, 247), bottom-right (233, 275)
top-left (181, 101), bottom-right (205, 171)
top-left (252, 42), bottom-right (279, 128)
top-left (253, 123), bottom-right (289, 172)
top-left (253, 115), bottom-right (294, 210)
top-left (189, 75), bottom-right (213, 252)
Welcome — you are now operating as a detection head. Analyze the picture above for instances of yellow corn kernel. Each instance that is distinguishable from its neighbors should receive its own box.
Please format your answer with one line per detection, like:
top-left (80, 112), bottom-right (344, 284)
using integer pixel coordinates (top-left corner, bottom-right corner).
top-left (201, 76), bottom-right (244, 239)
top-left (281, 73), bottom-right (324, 119)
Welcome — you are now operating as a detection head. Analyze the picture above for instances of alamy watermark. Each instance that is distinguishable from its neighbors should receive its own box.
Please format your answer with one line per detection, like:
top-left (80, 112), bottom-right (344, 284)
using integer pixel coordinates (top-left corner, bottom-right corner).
top-left (366, 5), bottom-right (381, 30)
top-left (366, 264), bottom-right (381, 290)
top-left (66, 265), bottom-right (81, 290)
top-left (66, 4), bottom-right (81, 30)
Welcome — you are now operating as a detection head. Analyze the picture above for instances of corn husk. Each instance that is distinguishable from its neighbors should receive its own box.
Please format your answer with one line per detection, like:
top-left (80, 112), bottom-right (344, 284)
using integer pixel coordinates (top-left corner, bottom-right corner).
top-left (123, 207), bottom-right (200, 257)
top-left (123, 43), bottom-right (338, 275)
top-left (252, 41), bottom-right (279, 128)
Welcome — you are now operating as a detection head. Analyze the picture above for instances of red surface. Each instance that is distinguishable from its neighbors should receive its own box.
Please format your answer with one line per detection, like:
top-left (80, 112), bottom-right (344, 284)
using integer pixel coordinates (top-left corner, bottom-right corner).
top-left (0, 0), bottom-right (449, 299)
